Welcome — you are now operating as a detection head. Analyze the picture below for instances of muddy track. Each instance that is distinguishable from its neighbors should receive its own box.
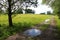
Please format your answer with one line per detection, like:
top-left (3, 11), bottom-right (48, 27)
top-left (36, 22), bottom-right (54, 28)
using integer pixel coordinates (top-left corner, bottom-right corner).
top-left (38, 16), bottom-right (57, 40)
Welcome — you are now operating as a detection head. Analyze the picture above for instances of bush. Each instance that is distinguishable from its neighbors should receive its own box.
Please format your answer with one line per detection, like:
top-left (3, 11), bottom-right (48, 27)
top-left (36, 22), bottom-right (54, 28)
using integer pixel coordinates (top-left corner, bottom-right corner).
top-left (40, 13), bottom-right (45, 15)
top-left (47, 11), bottom-right (52, 15)
top-left (25, 9), bottom-right (35, 14)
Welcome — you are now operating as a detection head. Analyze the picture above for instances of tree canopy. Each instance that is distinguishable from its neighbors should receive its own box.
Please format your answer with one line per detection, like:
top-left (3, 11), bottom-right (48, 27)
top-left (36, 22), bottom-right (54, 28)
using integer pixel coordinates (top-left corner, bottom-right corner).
top-left (0, 0), bottom-right (38, 13)
top-left (25, 9), bottom-right (35, 14)
top-left (42, 0), bottom-right (60, 19)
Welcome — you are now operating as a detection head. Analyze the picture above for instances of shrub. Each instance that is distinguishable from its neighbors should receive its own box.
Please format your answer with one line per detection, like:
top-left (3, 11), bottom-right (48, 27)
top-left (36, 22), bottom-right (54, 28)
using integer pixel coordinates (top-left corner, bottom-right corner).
top-left (40, 13), bottom-right (45, 15)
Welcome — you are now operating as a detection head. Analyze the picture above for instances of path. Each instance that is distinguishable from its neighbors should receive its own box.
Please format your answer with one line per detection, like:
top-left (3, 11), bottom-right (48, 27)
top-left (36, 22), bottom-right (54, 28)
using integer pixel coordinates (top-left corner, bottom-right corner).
top-left (38, 16), bottom-right (57, 40)
top-left (27, 16), bottom-right (57, 40)
top-left (5, 16), bottom-right (57, 40)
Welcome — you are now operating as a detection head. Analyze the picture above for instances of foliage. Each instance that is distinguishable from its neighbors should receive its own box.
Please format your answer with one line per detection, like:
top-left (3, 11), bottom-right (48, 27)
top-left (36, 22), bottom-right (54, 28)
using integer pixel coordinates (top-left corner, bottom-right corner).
top-left (0, 10), bottom-right (3, 14)
top-left (15, 8), bottom-right (23, 14)
top-left (0, 14), bottom-right (52, 40)
top-left (40, 13), bottom-right (45, 15)
top-left (0, 0), bottom-right (38, 26)
top-left (0, 0), bottom-right (38, 13)
top-left (0, 22), bottom-right (32, 40)
top-left (47, 11), bottom-right (51, 15)
top-left (0, 14), bottom-right (60, 40)
top-left (55, 16), bottom-right (60, 40)
top-left (42, 0), bottom-right (60, 19)
top-left (25, 9), bottom-right (35, 14)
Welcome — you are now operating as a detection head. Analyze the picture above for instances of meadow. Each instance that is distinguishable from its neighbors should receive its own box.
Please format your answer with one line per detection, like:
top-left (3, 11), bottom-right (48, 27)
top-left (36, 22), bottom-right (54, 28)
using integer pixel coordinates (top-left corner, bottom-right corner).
top-left (0, 14), bottom-right (52, 25)
top-left (0, 14), bottom-right (60, 40)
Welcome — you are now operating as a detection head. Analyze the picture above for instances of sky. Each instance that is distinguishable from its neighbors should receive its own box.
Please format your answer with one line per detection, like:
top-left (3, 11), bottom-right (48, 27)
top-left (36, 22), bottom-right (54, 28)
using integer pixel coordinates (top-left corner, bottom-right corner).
top-left (1, 0), bottom-right (53, 14)
top-left (28, 0), bottom-right (53, 14)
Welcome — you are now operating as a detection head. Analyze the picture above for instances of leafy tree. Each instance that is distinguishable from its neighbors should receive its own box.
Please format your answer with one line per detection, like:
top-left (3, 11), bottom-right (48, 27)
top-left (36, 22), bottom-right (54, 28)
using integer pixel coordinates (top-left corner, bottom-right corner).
top-left (15, 8), bottom-right (23, 14)
top-left (47, 11), bottom-right (51, 15)
top-left (40, 13), bottom-right (45, 15)
top-left (25, 9), bottom-right (35, 14)
top-left (42, 0), bottom-right (60, 19)
top-left (0, 9), bottom-right (3, 13)
top-left (0, 0), bottom-right (38, 26)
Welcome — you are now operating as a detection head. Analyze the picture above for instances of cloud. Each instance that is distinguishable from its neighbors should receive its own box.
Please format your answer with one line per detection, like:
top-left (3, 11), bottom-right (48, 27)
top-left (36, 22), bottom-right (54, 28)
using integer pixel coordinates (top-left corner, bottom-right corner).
top-left (28, 0), bottom-right (53, 14)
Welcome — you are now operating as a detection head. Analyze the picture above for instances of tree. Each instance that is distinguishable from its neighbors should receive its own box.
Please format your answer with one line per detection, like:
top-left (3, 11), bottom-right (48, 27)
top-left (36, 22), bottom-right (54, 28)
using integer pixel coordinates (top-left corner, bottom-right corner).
top-left (25, 9), bottom-right (35, 14)
top-left (40, 13), bottom-right (45, 15)
top-left (8, 0), bottom-right (13, 26)
top-left (15, 8), bottom-right (23, 14)
top-left (0, 0), bottom-right (38, 26)
top-left (0, 9), bottom-right (3, 13)
top-left (47, 11), bottom-right (51, 15)
top-left (42, 0), bottom-right (60, 19)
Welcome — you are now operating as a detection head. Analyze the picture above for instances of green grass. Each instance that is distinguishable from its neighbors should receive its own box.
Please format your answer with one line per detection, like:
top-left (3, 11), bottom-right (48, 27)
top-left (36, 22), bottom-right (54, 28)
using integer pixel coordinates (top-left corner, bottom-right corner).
top-left (54, 15), bottom-right (60, 28)
top-left (0, 14), bottom-right (52, 25)
top-left (54, 16), bottom-right (60, 39)
top-left (1, 14), bottom-right (60, 40)
top-left (0, 14), bottom-right (52, 40)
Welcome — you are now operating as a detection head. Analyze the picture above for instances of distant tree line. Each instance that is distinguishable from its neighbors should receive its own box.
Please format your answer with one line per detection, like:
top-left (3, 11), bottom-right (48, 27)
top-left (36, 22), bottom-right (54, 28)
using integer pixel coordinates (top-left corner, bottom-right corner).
top-left (40, 11), bottom-right (52, 15)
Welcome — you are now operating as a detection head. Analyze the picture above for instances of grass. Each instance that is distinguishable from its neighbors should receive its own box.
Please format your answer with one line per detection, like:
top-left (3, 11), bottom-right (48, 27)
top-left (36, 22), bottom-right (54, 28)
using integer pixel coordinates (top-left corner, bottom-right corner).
top-left (54, 16), bottom-right (60, 40)
top-left (0, 14), bottom-right (52, 26)
top-left (54, 15), bottom-right (60, 28)
top-left (0, 14), bottom-right (52, 40)
top-left (0, 14), bottom-right (60, 40)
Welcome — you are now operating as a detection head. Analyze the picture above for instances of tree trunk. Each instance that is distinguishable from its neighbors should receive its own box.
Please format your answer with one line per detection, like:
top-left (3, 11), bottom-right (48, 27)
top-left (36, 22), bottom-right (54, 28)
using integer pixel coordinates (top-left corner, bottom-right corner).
top-left (8, 13), bottom-right (13, 26)
top-left (8, 0), bottom-right (13, 26)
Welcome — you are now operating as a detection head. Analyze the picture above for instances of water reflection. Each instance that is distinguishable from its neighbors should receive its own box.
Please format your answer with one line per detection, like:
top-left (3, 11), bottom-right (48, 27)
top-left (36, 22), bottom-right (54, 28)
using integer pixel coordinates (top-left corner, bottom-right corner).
top-left (24, 29), bottom-right (42, 37)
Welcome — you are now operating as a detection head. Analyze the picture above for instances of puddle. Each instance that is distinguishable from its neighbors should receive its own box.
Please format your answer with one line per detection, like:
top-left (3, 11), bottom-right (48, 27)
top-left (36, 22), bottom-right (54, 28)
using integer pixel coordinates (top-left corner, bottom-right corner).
top-left (23, 29), bottom-right (42, 37)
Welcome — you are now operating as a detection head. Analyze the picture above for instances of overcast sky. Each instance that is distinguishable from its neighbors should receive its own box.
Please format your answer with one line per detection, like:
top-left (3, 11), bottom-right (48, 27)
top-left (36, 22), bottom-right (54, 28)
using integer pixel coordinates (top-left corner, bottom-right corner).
top-left (28, 0), bottom-right (53, 14)
top-left (2, 0), bottom-right (53, 14)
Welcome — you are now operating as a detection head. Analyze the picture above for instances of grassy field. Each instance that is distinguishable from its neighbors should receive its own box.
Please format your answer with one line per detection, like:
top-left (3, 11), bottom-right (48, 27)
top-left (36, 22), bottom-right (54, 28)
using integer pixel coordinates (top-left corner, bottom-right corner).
top-left (0, 14), bottom-right (60, 40)
top-left (0, 14), bottom-right (52, 26)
